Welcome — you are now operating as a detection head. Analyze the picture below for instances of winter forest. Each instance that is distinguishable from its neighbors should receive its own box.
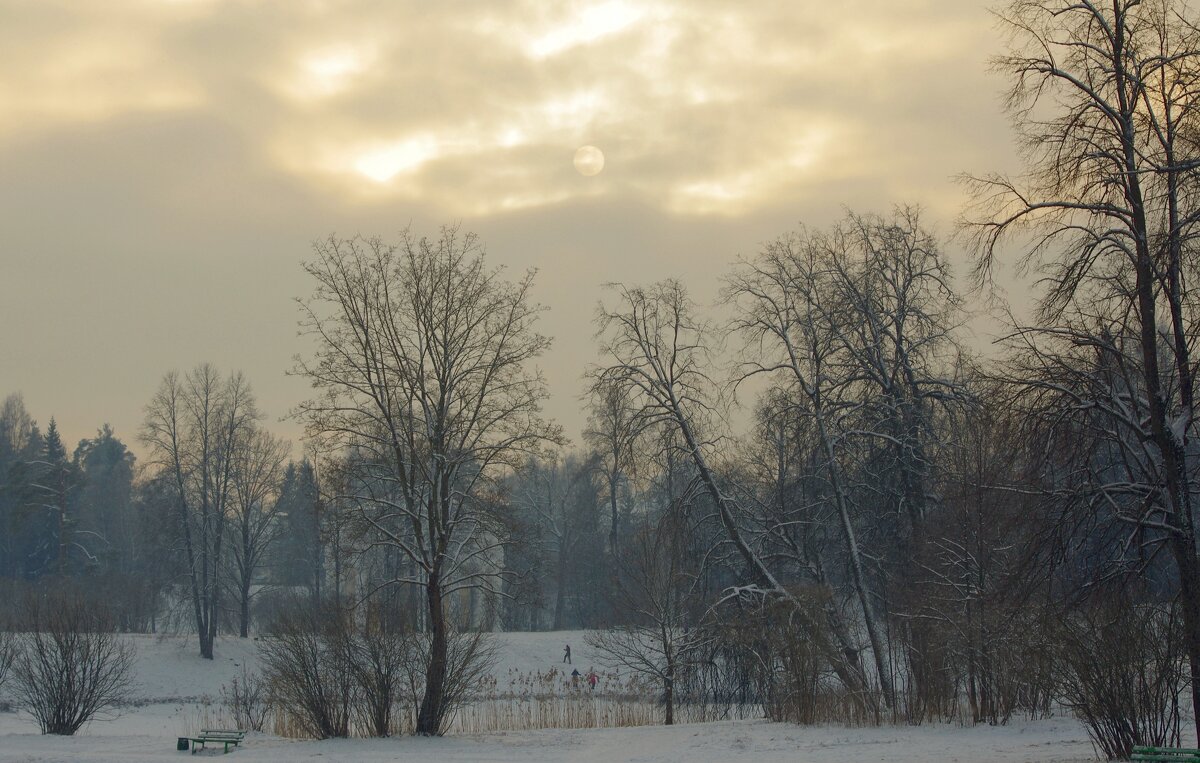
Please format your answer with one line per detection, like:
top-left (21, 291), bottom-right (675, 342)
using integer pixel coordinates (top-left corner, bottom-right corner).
top-left (3, 1), bottom-right (1200, 761)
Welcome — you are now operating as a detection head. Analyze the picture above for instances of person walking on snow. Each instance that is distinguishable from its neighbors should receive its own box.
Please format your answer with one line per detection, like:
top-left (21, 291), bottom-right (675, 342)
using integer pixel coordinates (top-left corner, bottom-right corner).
top-left (587, 669), bottom-right (598, 690)
top-left (563, 643), bottom-right (572, 664)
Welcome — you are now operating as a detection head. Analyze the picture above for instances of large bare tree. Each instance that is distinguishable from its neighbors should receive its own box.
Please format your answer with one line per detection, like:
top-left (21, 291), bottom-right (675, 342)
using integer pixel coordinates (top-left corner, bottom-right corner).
top-left (963, 0), bottom-right (1200, 736)
top-left (140, 364), bottom-right (260, 659)
top-left (593, 280), bottom-right (874, 705)
top-left (294, 225), bottom-right (558, 735)
top-left (725, 232), bottom-right (895, 711)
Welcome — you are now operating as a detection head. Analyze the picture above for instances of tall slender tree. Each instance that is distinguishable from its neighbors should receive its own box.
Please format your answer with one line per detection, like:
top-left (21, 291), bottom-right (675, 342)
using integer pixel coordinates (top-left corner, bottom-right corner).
top-left (141, 365), bottom-right (260, 659)
top-left (228, 427), bottom-right (290, 637)
top-left (295, 225), bottom-right (558, 734)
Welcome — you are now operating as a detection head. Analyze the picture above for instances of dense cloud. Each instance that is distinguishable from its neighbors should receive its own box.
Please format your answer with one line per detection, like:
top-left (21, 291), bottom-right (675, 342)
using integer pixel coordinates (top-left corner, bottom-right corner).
top-left (0, 0), bottom-right (1019, 448)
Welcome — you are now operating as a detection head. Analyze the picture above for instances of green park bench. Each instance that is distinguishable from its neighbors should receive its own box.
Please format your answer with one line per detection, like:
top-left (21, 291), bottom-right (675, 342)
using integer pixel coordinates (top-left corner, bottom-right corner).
top-left (186, 728), bottom-right (246, 754)
top-left (1132, 746), bottom-right (1200, 762)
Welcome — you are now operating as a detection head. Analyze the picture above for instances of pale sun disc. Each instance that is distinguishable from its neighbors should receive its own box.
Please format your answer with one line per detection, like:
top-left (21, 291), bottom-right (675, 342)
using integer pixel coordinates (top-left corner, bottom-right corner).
top-left (573, 145), bottom-right (605, 176)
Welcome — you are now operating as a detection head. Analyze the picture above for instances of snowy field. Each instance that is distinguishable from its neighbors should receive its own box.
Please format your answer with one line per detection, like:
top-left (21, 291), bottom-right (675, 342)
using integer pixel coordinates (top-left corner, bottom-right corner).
top-left (0, 630), bottom-right (1099, 762)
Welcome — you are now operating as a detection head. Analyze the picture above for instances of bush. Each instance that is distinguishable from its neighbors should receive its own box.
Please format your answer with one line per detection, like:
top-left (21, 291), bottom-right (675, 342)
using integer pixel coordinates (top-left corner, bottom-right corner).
top-left (1054, 594), bottom-right (1185, 760)
top-left (259, 603), bottom-right (356, 739)
top-left (350, 617), bottom-right (410, 737)
top-left (396, 629), bottom-right (497, 735)
top-left (260, 598), bottom-right (498, 738)
top-left (221, 664), bottom-right (270, 732)
top-left (12, 592), bottom-right (135, 735)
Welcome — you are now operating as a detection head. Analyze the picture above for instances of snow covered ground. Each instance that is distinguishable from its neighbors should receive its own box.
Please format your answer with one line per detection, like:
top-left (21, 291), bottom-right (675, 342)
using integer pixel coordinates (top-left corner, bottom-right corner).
top-left (0, 630), bottom-right (1099, 762)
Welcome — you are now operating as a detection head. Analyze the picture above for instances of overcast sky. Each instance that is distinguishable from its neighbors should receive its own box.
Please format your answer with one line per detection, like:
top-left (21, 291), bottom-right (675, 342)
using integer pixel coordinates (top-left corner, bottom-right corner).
top-left (0, 0), bottom-right (1024, 455)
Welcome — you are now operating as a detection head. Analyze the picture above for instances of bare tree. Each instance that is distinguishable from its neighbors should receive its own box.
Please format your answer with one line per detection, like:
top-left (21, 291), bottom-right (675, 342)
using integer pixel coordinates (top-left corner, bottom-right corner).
top-left (13, 592), bottom-right (134, 735)
top-left (725, 236), bottom-right (895, 711)
top-left (587, 510), bottom-right (705, 725)
top-left (593, 281), bottom-right (873, 704)
top-left (294, 226), bottom-right (558, 735)
top-left (962, 0), bottom-right (1200, 736)
top-left (584, 380), bottom-right (647, 556)
top-left (228, 427), bottom-right (290, 638)
top-left (823, 208), bottom-right (967, 717)
top-left (140, 364), bottom-right (260, 659)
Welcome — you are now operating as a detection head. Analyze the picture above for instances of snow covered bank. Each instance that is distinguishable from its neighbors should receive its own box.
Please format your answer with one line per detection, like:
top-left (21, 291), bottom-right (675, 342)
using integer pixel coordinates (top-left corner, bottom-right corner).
top-left (0, 630), bottom-right (1099, 761)
top-left (111, 630), bottom-right (606, 703)
top-left (0, 715), bottom-right (1097, 762)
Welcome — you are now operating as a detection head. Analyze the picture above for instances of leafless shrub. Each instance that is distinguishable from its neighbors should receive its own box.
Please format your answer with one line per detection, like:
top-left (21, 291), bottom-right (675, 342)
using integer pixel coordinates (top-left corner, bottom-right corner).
top-left (350, 619), bottom-right (411, 737)
top-left (397, 629), bottom-right (498, 735)
top-left (1054, 594), bottom-right (1185, 759)
top-left (259, 603), bottom-right (355, 739)
top-left (12, 592), bottom-right (135, 735)
top-left (966, 605), bottom-right (1057, 726)
top-left (261, 595), bottom-right (497, 739)
top-left (220, 664), bottom-right (270, 732)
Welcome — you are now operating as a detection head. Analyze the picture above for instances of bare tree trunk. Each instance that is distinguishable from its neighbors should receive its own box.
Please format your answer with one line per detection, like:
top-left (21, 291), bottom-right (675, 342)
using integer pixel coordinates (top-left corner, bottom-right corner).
top-left (663, 626), bottom-right (675, 725)
top-left (554, 541), bottom-right (568, 630)
top-left (416, 571), bottom-right (447, 735)
top-left (608, 471), bottom-right (620, 558)
top-left (816, 414), bottom-right (893, 712)
top-left (198, 619), bottom-right (214, 660)
top-left (239, 578), bottom-right (251, 638)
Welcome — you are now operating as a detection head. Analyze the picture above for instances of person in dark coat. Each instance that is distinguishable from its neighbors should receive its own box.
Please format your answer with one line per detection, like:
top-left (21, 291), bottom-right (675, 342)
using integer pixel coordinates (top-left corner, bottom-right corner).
top-left (563, 643), bottom-right (572, 664)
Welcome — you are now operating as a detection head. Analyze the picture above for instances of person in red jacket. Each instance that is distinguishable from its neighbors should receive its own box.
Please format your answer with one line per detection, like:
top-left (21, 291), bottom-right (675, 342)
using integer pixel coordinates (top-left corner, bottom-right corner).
top-left (586, 669), bottom-right (598, 690)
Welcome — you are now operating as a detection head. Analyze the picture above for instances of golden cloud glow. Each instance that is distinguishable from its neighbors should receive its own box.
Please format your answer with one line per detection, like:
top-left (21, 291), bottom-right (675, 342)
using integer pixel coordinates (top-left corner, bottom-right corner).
top-left (289, 46), bottom-right (373, 100)
top-left (0, 0), bottom-right (997, 218)
top-left (528, 1), bottom-right (647, 58)
top-left (353, 136), bottom-right (441, 182)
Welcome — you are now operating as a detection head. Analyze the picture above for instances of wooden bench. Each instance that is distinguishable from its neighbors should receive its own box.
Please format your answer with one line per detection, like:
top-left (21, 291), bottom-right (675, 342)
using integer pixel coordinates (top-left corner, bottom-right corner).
top-left (187, 728), bottom-right (246, 754)
top-left (1133, 746), bottom-right (1200, 762)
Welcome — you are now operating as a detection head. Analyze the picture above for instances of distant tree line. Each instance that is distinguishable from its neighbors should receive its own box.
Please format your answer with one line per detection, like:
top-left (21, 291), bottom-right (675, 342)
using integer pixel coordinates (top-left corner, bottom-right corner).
top-left (0, 390), bottom-right (332, 641)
